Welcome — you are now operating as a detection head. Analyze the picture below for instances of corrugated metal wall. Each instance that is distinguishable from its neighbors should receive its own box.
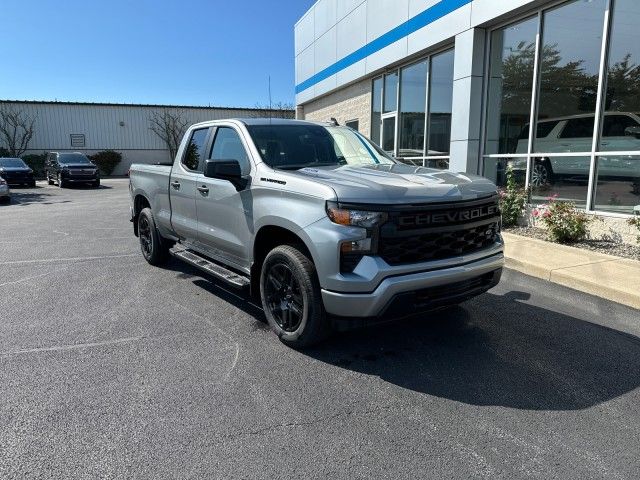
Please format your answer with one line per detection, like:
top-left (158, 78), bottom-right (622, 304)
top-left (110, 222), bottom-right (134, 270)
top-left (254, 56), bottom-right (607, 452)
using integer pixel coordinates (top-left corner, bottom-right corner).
top-left (0, 101), bottom-right (292, 150)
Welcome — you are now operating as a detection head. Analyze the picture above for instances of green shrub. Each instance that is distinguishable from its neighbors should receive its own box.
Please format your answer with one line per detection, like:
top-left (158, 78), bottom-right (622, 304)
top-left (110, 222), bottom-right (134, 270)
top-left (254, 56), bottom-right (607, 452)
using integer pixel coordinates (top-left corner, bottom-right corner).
top-left (533, 196), bottom-right (591, 244)
top-left (499, 165), bottom-right (528, 227)
top-left (88, 150), bottom-right (122, 176)
top-left (21, 152), bottom-right (48, 178)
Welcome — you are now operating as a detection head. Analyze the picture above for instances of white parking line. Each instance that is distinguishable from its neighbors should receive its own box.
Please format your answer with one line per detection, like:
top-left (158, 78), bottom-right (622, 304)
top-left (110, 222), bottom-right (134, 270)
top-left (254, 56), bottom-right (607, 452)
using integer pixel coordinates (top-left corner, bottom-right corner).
top-left (0, 253), bottom-right (139, 266)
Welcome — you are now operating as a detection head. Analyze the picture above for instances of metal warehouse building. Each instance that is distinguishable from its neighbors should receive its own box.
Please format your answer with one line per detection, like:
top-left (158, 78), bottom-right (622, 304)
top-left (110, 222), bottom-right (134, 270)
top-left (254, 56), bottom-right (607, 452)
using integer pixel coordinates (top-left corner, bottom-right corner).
top-left (294, 0), bottom-right (640, 234)
top-left (1, 100), bottom-right (293, 175)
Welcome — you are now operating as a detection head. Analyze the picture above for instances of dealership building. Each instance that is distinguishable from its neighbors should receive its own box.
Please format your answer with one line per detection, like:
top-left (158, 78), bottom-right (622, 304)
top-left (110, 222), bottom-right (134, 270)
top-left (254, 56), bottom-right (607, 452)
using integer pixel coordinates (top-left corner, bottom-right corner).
top-left (295, 0), bottom-right (640, 234)
top-left (1, 100), bottom-right (292, 176)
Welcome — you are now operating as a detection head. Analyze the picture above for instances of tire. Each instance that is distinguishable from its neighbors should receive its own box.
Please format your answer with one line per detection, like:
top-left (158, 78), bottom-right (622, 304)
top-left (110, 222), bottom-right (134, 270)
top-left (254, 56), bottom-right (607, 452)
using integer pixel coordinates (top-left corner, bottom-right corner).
top-left (29, 181), bottom-right (36, 188)
top-left (47, 175), bottom-right (54, 185)
top-left (530, 160), bottom-right (553, 188)
top-left (92, 179), bottom-right (100, 188)
top-left (57, 173), bottom-right (66, 188)
top-left (137, 207), bottom-right (171, 266)
top-left (260, 244), bottom-right (329, 348)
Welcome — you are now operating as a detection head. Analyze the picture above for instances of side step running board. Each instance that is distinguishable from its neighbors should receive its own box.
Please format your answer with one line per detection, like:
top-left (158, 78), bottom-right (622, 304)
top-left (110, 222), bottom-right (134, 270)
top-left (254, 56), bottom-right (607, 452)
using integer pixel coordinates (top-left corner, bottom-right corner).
top-left (170, 247), bottom-right (250, 289)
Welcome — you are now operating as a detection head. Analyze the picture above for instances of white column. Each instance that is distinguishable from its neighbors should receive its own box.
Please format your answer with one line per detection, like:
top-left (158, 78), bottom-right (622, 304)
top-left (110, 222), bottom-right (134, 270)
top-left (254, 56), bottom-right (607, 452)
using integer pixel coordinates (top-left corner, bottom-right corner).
top-left (449, 28), bottom-right (486, 174)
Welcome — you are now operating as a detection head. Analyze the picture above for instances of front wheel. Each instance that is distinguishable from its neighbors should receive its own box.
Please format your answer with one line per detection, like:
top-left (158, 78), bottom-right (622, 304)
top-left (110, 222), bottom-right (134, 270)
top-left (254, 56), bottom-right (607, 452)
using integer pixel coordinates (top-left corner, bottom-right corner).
top-left (260, 245), bottom-right (329, 348)
top-left (530, 160), bottom-right (552, 188)
top-left (92, 179), bottom-right (100, 188)
top-left (138, 207), bottom-right (170, 266)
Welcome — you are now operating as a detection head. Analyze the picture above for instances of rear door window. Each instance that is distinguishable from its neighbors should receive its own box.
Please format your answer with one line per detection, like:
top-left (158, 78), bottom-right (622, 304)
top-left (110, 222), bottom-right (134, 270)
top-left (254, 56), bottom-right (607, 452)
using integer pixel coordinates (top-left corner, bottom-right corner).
top-left (182, 128), bottom-right (209, 172)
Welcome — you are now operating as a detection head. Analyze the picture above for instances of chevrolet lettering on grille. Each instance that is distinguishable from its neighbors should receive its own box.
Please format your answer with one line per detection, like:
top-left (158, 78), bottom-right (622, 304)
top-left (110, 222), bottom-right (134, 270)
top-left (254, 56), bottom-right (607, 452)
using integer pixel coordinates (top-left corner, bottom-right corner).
top-left (398, 205), bottom-right (500, 227)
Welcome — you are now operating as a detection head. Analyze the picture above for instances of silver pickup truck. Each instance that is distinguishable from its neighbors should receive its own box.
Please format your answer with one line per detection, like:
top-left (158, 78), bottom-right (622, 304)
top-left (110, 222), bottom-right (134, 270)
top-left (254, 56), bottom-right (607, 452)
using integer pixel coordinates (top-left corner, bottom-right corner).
top-left (129, 118), bottom-right (503, 347)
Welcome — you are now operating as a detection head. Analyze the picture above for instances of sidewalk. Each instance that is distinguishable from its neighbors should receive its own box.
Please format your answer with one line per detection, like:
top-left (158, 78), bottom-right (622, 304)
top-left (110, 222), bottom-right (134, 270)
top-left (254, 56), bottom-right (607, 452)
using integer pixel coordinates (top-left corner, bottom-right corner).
top-left (502, 232), bottom-right (640, 310)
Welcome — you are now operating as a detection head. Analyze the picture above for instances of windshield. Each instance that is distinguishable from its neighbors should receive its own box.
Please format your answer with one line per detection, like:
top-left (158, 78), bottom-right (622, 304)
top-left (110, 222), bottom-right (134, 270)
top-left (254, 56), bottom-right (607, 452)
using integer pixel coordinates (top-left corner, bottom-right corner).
top-left (58, 153), bottom-right (91, 164)
top-left (0, 158), bottom-right (28, 168)
top-left (246, 124), bottom-right (395, 170)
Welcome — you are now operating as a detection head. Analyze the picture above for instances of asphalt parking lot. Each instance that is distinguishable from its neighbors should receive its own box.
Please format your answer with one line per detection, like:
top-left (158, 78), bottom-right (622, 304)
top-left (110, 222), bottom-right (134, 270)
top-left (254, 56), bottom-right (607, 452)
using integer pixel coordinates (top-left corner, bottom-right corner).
top-left (1, 179), bottom-right (640, 479)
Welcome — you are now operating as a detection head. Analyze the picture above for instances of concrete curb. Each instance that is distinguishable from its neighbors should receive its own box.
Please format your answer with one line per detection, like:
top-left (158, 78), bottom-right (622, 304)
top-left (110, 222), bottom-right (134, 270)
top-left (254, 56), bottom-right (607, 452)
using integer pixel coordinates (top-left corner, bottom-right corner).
top-left (502, 232), bottom-right (640, 310)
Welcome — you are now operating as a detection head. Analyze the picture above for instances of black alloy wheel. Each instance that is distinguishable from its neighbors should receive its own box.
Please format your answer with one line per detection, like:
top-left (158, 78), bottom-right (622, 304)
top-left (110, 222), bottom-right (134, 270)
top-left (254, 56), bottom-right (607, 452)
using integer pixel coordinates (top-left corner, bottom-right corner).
top-left (138, 214), bottom-right (153, 258)
top-left (137, 207), bottom-right (171, 266)
top-left (260, 245), bottom-right (329, 347)
top-left (264, 262), bottom-right (305, 332)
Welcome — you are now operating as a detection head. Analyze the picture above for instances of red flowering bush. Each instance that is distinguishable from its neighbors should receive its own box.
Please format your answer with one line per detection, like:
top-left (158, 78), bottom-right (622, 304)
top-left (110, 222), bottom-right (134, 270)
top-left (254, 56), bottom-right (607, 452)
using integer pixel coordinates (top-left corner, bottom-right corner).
top-left (534, 195), bottom-right (590, 244)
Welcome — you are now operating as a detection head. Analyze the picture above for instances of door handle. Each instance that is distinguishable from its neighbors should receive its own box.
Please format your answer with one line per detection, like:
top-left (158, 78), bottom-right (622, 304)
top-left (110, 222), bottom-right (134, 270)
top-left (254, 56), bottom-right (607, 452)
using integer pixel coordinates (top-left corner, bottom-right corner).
top-left (197, 185), bottom-right (209, 194)
top-left (171, 180), bottom-right (181, 190)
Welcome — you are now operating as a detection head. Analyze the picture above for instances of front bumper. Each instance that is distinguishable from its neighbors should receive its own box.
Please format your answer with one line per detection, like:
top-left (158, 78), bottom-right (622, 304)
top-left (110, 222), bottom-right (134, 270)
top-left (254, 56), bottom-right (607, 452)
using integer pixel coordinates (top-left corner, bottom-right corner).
top-left (321, 252), bottom-right (504, 318)
top-left (0, 174), bottom-right (34, 185)
top-left (63, 174), bottom-right (99, 183)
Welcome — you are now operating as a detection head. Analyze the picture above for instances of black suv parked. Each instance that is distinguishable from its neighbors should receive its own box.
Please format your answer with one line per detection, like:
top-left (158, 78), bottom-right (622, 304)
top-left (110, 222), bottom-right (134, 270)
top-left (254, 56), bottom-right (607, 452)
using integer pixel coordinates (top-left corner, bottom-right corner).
top-left (0, 158), bottom-right (36, 187)
top-left (45, 152), bottom-right (100, 188)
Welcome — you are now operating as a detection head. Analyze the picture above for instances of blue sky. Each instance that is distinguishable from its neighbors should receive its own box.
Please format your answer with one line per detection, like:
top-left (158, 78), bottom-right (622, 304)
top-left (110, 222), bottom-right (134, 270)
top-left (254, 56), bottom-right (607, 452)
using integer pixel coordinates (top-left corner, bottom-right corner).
top-left (0, 0), bottom-right (316, 107)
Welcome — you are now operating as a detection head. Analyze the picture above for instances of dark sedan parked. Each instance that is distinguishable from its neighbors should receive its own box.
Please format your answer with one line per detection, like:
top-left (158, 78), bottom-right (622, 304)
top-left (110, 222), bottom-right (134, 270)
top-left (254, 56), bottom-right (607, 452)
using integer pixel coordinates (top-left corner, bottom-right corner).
top-left (0, 158), bottom-right (36, 187)
top-left (45, 152), bottom-right (100, 188)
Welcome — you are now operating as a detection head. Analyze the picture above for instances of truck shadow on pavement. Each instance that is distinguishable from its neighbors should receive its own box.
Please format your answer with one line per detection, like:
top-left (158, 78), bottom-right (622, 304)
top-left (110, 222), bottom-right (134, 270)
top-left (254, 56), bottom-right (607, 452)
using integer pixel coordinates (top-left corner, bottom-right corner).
top-left (166, 258), bottom-right (640, 411)
top-left (307, 291), bottom-right (640, 411)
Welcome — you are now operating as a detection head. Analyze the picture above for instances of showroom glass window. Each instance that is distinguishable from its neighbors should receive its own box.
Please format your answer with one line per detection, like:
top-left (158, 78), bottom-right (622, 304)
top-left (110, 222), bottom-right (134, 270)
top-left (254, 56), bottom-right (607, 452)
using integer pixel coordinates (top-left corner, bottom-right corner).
top-left (371, 77), bottom-right (382, 145)
top-left (427, 49), bottom-right (455, 168)
top-left (371, 48), bottom-right (454, 169)
top-left (594, 0), bottom-right (640, 214)
top-left (481, 0), bottom-right (640, 216)
top-left (484, 16), bottom-right (538, 187)
top-left (398, 60), bottom-right (428, 160)
top-left (531, 0), bottom-right (607, 208)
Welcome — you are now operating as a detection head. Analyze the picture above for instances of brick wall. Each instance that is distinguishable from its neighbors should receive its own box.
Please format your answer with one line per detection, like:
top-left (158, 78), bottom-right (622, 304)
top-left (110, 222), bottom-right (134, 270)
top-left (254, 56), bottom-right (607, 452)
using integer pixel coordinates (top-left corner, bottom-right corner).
top-left (300, 79), bottom-right (372, 137)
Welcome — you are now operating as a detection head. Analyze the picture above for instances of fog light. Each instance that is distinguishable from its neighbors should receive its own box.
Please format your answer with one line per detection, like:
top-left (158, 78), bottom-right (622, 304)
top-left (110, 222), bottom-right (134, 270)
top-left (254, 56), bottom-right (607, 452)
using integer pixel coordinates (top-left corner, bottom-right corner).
top-left (341, 238), bottom-right (372, 253)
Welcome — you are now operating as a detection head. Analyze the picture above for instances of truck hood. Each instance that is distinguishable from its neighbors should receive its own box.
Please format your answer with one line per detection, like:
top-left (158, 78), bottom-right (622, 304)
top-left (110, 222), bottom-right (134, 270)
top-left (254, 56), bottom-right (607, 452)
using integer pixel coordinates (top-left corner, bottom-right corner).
top-left (289, 163), bottom-right (498, 204)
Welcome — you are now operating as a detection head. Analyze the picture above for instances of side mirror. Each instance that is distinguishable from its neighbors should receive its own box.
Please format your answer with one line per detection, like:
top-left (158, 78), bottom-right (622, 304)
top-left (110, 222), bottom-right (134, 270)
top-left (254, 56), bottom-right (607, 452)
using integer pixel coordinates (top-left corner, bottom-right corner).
top-left (203, 159), bottom-right (247, 191)
top-left (624, 126), bottom-right (640, 138)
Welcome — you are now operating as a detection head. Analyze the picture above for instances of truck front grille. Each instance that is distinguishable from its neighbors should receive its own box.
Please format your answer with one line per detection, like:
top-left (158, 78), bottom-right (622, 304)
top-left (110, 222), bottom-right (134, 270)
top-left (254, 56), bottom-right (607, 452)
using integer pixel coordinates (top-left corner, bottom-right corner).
top-left (378, 196), bottom-right (500, 266)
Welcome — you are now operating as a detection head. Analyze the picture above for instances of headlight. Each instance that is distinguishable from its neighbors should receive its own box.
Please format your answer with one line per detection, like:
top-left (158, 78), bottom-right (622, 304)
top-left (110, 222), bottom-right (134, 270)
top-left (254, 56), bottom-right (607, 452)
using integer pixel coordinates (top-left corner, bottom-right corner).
top-left (326, 201), bottom-right (387, 228)
top-left (0, 178), bottom-right (7, 185)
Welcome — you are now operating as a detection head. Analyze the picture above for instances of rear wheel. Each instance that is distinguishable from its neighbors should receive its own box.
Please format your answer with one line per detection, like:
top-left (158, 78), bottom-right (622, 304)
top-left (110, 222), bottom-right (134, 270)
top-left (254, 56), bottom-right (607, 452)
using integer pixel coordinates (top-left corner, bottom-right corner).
top-left (138, 207), bottom-right (170, 266)
top-left (260, 245), bottom-right (329, 348)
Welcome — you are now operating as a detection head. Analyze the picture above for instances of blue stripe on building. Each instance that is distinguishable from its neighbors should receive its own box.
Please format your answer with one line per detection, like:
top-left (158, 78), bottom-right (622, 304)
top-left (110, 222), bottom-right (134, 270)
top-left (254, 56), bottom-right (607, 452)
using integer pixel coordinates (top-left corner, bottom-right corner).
top-left (295, 0), bottom-right (472, 94)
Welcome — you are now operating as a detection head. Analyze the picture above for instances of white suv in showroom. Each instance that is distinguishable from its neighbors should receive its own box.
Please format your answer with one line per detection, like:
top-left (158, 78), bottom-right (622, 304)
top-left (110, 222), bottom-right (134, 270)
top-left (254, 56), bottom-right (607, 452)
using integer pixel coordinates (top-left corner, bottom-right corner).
top-left (512, 112), bottom-right (640, 187)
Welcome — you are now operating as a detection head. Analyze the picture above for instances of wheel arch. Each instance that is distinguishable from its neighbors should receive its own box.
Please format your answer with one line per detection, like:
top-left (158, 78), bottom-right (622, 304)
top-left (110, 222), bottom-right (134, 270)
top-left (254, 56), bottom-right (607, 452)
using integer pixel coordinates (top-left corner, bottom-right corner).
top-left (251, 224), bottom-right (316, 299)
top-left (132, 194), bottom-right (151, 237)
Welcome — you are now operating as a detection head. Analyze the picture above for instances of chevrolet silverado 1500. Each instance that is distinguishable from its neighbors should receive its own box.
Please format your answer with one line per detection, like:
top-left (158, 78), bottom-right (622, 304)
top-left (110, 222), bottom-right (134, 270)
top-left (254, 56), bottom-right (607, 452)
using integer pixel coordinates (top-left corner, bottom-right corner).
top-left (129, 119), bottom-right (503, 347)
